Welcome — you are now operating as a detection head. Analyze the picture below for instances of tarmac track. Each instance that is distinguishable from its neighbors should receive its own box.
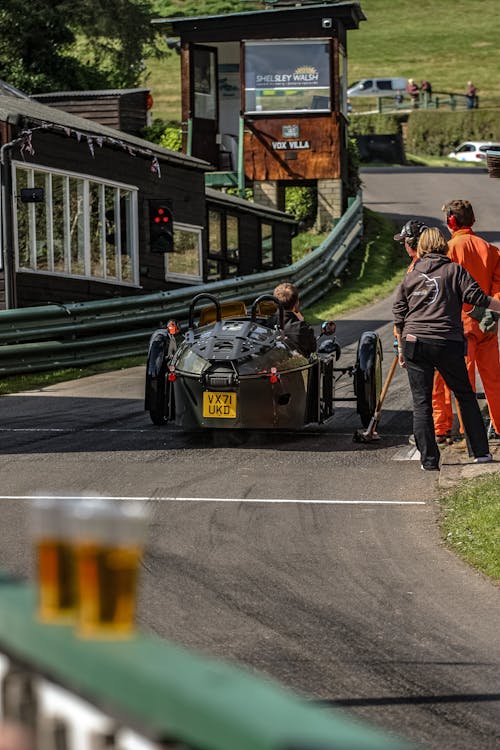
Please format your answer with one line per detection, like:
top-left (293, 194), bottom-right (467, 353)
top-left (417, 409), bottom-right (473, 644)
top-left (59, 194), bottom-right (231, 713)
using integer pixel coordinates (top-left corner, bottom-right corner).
top-left (0, 167), bottom-right (499, 749)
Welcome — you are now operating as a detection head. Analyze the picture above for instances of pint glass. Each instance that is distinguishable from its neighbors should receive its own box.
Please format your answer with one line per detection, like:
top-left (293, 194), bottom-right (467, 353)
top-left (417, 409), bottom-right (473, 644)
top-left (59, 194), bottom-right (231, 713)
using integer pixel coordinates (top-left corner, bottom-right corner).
top-left (71, 501), bottom-right (148, 638)
top-left (29, 498), bottom-right (77, 623)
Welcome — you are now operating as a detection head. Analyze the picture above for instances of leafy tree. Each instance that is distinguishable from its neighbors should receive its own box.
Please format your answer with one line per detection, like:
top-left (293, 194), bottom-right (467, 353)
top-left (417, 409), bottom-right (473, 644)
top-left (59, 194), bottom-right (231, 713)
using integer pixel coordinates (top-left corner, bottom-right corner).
top-left (0, 0), bottom-right (160, 93)
top-left (153, 1), bottom-right (261, 18)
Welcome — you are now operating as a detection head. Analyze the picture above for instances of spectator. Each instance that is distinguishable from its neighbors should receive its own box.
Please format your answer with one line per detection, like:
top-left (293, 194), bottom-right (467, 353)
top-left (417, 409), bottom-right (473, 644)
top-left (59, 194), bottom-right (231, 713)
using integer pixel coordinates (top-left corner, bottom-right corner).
top-left (393, 227), bottom-right (500, 470)
top-left (394, 219), bottom-right (457, 445)
top-left (406, 78), bottom-right (420, 108)
top-left (420, 79), bottom-right (432, 98)
top-left (466, 81), bottom-right (477, 109)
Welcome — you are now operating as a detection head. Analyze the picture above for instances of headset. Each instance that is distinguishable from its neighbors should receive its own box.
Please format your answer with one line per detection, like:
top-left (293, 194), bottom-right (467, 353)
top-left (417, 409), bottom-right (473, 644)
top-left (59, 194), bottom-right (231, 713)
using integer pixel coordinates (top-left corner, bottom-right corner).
top-left (446, 210), bottom-right (458, 232)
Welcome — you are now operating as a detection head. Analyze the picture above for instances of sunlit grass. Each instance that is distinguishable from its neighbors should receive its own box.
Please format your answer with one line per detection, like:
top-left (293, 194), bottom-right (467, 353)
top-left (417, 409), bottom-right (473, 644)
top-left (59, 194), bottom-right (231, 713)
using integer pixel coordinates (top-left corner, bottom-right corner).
top-left (440, 475), bottom-right (500, 581)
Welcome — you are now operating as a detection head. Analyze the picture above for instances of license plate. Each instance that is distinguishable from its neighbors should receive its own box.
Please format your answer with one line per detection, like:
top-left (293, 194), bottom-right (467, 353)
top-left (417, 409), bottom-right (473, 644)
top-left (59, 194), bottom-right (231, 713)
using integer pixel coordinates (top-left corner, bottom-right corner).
top-left (202, 391), bottom-right (237, 419)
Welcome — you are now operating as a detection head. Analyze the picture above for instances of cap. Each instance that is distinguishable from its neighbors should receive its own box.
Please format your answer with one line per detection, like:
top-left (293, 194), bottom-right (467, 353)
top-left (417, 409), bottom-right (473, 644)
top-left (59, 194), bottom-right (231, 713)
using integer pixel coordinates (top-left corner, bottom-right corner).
top-left (394, 219), bottom-right (428, 247)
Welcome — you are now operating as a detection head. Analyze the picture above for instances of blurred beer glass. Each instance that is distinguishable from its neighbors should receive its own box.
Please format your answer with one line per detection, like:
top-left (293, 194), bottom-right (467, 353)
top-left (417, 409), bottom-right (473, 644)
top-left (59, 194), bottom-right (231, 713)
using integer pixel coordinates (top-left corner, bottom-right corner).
top-left (70, 501), bottom-right (148, 638)
top-left (29, 498), bottom-right (77, 623)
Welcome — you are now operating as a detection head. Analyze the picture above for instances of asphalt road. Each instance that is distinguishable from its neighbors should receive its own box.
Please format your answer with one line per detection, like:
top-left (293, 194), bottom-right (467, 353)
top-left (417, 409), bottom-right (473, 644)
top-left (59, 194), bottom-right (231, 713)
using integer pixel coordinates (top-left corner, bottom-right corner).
top-left (0, 167), bottom-right (499, 749)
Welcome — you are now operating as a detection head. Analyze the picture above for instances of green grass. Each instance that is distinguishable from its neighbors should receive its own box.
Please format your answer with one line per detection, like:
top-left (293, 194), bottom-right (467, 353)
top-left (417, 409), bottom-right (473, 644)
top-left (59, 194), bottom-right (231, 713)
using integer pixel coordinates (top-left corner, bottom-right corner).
top-left (348, 0), bottom-right (500, 103)
top-left (304, 208), bottom-right (406, 323)
top-left (440, 475), bottom-right (500, 581)
top-left (0, 356), bottom-right (144, 396)
top-left (143, 0), bottom-right (500, 121)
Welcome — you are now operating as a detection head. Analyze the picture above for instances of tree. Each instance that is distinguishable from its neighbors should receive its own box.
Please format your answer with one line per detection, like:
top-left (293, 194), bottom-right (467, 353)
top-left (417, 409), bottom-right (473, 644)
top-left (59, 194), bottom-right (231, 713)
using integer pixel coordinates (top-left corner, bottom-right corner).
top-left (0, 0), bottom-right (160, 93)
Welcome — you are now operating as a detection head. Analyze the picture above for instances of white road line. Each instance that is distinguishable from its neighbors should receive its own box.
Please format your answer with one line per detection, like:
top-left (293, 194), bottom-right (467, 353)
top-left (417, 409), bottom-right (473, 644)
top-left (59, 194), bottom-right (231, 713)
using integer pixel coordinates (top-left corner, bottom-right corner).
top-left (393, 446), bottom-right (421, 461)
top-left (0, 428), bottom-right (150, 433)
top-left (0, 495), bottom-right (426, 505)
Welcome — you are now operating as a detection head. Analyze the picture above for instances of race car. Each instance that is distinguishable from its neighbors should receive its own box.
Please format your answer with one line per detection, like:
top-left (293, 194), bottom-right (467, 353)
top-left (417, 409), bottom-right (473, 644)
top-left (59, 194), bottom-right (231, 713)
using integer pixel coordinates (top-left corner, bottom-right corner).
top-left (145, 293), bottom-right (382, 431)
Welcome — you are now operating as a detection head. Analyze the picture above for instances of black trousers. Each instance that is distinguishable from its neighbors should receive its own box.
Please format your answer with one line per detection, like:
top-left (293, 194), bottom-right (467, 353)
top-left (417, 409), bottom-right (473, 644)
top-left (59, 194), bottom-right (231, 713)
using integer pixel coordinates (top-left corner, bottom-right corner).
top-left (403, 338), bottom-right (489, 468)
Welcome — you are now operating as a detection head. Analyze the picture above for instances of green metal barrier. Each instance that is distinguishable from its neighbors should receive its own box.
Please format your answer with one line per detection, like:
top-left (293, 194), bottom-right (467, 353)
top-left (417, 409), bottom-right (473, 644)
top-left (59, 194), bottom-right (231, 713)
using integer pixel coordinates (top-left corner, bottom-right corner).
top-left (0, 575), bottom-right (415, 749)
top-left (0, 194), bottom-right (363, 375)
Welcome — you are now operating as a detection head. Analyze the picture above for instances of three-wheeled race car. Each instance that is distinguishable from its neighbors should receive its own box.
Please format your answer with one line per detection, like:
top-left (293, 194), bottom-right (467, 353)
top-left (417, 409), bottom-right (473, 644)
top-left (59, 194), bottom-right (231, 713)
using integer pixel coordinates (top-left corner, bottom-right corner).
top-left (145, 293), bottom-right (383, 431)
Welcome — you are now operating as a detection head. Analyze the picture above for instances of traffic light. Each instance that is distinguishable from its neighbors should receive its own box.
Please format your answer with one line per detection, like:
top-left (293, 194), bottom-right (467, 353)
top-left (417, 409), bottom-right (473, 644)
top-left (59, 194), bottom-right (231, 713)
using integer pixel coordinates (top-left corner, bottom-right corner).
top-left (149, 200), bottom-right (174, 253)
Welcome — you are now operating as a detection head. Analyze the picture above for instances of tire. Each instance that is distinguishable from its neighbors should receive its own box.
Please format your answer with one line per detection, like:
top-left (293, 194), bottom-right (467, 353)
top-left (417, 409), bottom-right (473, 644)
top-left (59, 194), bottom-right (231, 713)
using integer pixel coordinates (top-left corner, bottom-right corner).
top-left (354, 332), bottom-right (383, 428)
top-left (148, 367), bottom-right (172, 425)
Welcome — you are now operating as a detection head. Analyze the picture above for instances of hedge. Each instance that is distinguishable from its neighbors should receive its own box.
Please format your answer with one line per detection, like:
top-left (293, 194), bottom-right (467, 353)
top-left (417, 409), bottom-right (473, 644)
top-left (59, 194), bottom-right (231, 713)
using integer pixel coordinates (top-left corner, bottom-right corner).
top-left (349, 108), bottom-right (500, 156)
top-left (405, 109), bottom-right (500, 155)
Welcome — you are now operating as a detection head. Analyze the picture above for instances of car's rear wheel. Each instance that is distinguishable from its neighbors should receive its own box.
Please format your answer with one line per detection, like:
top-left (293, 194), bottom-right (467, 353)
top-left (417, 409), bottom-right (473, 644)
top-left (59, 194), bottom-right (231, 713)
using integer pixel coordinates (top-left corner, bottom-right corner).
top-left (354, 332), bottom-right (383, 428)
top-left (148, 367), bottom-right (173, 425)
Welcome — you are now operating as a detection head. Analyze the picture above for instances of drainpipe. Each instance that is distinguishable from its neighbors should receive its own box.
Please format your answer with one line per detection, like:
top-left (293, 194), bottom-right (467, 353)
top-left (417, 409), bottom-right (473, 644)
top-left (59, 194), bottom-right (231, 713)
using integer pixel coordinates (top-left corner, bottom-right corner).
top-left (1, 133), bottom-right (23, 310)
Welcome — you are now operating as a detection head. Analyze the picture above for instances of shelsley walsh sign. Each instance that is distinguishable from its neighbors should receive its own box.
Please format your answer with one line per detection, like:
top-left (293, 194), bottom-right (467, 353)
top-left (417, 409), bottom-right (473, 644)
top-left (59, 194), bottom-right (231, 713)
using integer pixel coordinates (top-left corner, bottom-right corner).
top-left (245, 41), bottom-right (330, 92)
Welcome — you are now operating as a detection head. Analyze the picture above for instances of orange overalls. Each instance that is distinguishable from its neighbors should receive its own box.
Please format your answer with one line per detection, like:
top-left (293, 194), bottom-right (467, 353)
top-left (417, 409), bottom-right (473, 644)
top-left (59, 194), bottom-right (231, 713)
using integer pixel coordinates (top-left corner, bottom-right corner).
top-left (432, 228), bottom-right (500, 434)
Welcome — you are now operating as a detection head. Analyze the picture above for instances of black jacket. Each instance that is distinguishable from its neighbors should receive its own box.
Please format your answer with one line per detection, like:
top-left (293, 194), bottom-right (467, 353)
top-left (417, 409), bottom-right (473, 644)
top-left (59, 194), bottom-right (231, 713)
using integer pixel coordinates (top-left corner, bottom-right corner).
top-left (270, 310), bottom-right (317, 356)
top-left (393, 253), bottom-right (491, 341)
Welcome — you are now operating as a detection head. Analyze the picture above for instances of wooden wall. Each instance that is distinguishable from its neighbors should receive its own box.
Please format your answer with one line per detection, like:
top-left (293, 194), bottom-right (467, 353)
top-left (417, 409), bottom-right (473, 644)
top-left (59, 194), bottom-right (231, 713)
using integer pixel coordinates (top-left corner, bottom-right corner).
top-left (8, 131), bottom-right (207, 307)
top-left (244, 115), bottom-right (341, 181)
top-left (32, 92), bottom-right (149, 136)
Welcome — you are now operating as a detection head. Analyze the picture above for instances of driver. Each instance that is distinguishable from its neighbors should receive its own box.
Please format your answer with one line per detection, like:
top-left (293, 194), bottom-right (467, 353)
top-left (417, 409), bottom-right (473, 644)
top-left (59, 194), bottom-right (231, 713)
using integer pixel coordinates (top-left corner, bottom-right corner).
top-left (271, 282), bottom-right (317, 356)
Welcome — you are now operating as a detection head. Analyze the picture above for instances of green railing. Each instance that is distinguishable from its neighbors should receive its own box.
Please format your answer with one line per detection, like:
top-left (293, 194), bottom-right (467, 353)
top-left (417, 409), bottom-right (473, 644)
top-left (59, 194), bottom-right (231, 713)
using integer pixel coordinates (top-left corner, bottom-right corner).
top-left (0, 193), bottom-right (363, 376)
top-left (0, 574), bottom-right (415, 749)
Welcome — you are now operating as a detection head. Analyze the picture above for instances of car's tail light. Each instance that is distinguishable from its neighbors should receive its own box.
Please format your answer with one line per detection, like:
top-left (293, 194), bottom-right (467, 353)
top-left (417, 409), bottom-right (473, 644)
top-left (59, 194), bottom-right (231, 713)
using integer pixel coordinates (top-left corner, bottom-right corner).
top-left (269, 367), bottom-right (280, 384)
top-left (167, 364), bottom-right (176, 381)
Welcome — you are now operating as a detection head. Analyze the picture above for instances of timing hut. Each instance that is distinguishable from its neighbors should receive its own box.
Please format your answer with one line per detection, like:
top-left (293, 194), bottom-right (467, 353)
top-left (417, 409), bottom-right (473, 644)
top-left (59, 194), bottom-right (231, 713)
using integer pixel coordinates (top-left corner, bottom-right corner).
top-left (153, 0), bottom-right (365, 228)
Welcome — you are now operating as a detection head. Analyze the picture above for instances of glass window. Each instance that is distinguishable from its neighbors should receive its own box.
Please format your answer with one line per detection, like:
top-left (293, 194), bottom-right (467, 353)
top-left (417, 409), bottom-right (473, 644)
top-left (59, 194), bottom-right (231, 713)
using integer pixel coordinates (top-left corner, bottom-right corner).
top-left (193, 47), bottom-right (217, 119)
top-left (52, 174), bottom-right (69, 273)
top-left (226, 215), bottom-right (239, 261)
top-left (13, 164), bottom-right (138, 285)
top-left (376, 80), bottom-right (393, 90)
top-left (14, 168), bottom-right (31, 269)
top-left (245, 40), bottom-right (330, 114)
top-left (261, 222), bottom-right (273, 268)
top-left (208, 209), bottom-right (222, 256)
top-left (166, 224), bottom-right (202, 281)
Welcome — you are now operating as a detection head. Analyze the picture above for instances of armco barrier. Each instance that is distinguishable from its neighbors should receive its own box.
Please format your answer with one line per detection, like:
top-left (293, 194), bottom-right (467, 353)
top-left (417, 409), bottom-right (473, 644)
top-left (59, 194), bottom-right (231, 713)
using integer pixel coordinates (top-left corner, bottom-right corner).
top-left (0, 574), bottom-right (415, 750)
top-left (0, 194), bottom-right (363, 375)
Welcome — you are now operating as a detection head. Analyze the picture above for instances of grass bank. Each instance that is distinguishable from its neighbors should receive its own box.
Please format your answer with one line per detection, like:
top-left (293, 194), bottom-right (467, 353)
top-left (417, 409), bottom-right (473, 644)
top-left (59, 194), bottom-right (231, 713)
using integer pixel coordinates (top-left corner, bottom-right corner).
top-left (440, 475), bottom-right (500, 582)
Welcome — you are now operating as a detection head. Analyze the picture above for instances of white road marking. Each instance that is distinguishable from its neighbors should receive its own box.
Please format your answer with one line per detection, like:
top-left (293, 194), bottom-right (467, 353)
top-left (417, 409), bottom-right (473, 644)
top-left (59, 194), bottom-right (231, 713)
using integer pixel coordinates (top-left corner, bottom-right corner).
top-left (392, 446), bottom-right (421, 461)
top-left (0, 428), bottom-right (150, 433)
top-left (0, 494), bottom-right (426, 505)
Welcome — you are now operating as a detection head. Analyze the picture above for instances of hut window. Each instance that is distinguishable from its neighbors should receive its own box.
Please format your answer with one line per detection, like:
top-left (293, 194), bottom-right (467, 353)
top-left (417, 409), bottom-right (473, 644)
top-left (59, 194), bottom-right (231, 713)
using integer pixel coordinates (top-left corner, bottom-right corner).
top-left (207, 209), bottom-right (240, 279)
top-left (165, 223), bottom-right (202, 282)
top-left (261, 222), bottom-right (274, 268)
top-left (12, 163), bottom-right (138, 285)
top-left (244, 40), bottom-right (331, 114)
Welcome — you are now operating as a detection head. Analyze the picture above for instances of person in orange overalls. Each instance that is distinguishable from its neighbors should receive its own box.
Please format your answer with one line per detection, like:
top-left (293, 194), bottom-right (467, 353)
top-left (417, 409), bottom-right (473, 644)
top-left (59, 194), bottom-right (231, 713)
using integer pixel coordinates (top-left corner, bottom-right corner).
top-left (433, 200), bottom-right (500, 436)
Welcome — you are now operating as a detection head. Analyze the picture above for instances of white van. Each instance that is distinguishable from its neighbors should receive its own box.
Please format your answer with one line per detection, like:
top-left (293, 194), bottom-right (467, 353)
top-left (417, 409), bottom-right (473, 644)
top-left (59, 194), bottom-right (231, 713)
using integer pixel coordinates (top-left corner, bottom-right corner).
top-left (347, 77), bottom-right (406, 97)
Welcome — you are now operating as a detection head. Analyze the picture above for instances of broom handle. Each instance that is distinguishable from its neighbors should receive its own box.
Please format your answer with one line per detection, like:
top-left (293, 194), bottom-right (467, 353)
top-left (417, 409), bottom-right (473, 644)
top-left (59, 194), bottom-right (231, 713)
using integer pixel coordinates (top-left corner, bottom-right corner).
top-left (374, 354), bottom-right (399, 416)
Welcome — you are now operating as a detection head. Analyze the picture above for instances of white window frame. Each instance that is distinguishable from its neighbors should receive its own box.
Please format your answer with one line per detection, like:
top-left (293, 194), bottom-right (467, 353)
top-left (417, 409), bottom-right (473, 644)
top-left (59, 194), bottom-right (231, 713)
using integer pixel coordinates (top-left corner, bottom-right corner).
top-left (12, 161), bottom-right (140, 286)
top-left (165, 223), bottom-right (203, 283)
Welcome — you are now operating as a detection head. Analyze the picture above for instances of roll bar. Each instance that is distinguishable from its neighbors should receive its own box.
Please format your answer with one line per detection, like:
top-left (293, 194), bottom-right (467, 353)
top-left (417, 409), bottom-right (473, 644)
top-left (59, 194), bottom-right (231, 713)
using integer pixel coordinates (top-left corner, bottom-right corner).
top-left (188, 293), bottom-right (221, 329)
top-left (250, 294), bottom-right (284, 329)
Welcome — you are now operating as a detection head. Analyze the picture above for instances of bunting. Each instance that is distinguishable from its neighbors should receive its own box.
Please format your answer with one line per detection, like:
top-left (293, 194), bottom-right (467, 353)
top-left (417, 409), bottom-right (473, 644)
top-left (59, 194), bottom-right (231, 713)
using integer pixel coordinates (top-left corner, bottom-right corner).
top-left (15, 121), bottom-right (166, 179)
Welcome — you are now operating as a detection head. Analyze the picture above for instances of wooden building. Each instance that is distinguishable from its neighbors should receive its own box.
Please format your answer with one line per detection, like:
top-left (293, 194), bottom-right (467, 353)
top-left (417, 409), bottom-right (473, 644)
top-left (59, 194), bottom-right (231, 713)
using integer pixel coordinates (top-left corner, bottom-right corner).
top-left (153, 0), bottom-right (365, 229)
top-left (32, 89), bottom-right (152, 137)
top-left (0, 95), bottom-right (296, 310)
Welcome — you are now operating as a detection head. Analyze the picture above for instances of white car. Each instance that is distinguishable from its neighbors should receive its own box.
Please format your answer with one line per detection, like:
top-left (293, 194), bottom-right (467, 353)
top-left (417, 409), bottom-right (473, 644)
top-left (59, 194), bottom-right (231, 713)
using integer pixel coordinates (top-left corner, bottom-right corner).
top-left (447, 141), bottom-right (500, 162)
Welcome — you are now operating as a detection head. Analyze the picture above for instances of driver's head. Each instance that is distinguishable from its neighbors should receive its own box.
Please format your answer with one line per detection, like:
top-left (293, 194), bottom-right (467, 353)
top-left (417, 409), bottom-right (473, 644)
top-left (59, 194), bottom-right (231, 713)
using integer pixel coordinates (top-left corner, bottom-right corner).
top-left (273, 282), bottom-right (299, 311)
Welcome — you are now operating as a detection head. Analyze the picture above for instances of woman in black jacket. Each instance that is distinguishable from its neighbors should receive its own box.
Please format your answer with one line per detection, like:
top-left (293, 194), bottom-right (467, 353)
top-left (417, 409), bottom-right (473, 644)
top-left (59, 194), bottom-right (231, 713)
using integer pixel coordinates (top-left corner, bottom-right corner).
top-left (393, 227), bottom-right (500, 470)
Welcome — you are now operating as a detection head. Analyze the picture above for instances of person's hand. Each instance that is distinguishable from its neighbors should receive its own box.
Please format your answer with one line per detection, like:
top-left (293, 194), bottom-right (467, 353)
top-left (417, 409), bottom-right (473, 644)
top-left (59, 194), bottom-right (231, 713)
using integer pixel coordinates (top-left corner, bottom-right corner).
top-left (479, 310), bottom-right (499, 333)
top-left (398, 350), bottom-right (406, 368)
top-left (467, 305), bottom-right (486, 321)
top-left (295, 311), bottom-right (304, 321)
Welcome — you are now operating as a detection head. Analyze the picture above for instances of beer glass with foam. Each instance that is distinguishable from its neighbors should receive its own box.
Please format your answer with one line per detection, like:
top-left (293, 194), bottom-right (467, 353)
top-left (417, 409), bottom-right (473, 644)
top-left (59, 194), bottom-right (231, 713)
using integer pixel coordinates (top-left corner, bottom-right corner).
top-left (70, 500), bottom-right (148, 638)
top-left (29, 497), bottom-right (77, 623)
